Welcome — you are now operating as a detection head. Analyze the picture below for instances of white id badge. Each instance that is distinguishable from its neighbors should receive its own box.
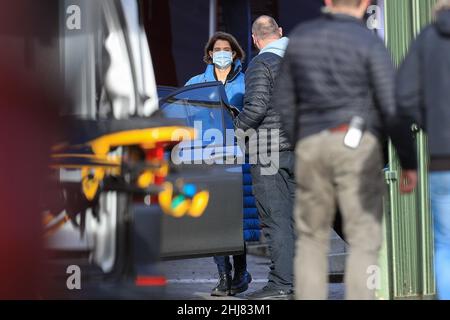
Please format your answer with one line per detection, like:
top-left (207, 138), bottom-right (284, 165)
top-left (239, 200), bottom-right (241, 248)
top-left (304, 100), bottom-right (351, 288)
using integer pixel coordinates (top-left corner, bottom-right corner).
top-left (344, 116), bottom-right (365, 149)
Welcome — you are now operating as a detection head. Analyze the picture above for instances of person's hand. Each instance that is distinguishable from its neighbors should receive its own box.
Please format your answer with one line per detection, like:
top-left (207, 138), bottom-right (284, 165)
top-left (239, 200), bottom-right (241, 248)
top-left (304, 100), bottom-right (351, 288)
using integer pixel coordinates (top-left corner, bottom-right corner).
top-left (400, 170), bottom-right (418, 194)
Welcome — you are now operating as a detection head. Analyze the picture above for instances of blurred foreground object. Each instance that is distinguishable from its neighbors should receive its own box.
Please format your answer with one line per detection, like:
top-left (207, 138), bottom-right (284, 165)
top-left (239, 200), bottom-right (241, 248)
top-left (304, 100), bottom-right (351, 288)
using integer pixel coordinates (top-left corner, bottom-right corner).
top-left (0, 0), bottom-right (63, 299)
top-left (0, 62), bottom-right (61, 299)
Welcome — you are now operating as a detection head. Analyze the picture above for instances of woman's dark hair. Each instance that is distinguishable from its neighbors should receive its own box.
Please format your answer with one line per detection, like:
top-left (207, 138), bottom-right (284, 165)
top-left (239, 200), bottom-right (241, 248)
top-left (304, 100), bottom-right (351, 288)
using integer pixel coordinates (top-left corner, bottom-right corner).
top-left (203, 31), bottom-right (246, 64)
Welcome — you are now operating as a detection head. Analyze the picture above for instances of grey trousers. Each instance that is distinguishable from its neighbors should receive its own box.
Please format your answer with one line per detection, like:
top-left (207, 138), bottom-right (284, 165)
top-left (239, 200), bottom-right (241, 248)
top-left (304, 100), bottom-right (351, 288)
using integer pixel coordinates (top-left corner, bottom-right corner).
top-left (251, 151), bottom-right (296, 289)
top-left (294, 131), bottom-right (385, 300)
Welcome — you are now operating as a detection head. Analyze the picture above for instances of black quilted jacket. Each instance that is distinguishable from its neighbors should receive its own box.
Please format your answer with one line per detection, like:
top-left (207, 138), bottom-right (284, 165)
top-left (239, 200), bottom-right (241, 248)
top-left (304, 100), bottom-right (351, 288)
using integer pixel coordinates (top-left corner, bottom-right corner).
top-left (234, 51), bottom-right (293, 153)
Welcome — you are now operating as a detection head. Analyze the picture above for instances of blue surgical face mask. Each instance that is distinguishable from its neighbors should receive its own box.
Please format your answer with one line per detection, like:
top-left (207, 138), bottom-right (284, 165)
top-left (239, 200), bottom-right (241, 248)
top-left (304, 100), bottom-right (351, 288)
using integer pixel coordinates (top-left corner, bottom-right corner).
top-left (212, 51), bottom-right (233, 69)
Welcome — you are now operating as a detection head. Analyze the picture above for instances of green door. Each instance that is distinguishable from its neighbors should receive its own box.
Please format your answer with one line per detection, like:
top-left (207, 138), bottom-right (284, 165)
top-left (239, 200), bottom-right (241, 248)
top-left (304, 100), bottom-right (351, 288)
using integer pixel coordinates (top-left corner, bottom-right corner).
top-left (377, 0), bottom-right (436, 300)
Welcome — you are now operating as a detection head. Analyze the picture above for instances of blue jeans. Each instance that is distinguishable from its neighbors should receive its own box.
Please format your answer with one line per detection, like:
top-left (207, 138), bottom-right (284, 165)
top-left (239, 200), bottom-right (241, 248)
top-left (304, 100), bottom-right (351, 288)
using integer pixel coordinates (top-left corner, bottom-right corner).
top-left (430, 172), bottom-right (450, 300)
top-left (214, 243), bottom-right (247, 274)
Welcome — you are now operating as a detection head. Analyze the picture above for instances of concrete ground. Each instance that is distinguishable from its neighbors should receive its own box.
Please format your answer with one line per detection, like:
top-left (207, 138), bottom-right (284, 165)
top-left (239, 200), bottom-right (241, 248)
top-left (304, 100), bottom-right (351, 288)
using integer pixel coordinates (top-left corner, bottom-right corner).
top-left (46, 253), bottom-right (344, 299)
top-left (162, 254), bottom-right (345, 300)
top-left (45, 231), bottom-right (347, 299)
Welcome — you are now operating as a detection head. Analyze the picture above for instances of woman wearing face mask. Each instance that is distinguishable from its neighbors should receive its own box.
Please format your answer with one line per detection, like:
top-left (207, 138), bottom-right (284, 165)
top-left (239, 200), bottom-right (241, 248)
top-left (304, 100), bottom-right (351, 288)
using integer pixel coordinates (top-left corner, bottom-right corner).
top-left (186, 32), bottom-right (252, 297)
top-left (186, 31), bottom-right (245, 110)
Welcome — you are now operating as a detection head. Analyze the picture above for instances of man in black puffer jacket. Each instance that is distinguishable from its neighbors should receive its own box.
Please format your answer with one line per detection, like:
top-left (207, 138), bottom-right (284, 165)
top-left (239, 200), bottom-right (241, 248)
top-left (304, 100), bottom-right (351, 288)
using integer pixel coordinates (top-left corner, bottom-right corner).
top-left (234, 15), bottom-right (295, 300)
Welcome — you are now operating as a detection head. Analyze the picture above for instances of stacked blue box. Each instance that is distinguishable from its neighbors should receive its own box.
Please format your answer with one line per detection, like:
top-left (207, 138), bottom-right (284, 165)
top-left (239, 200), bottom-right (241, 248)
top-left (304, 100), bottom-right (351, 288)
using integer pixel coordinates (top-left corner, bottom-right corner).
top-left (242, 163), bottom-right (260, 241)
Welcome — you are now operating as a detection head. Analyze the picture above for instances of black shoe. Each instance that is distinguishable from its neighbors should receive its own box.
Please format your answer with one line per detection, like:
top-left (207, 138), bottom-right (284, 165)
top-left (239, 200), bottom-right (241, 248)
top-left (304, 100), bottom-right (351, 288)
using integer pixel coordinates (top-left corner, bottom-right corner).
top-left (211, 273), bottom-right (232, 297)
top-left (230, 271), bottom-right (252, 296)
top-left (246, 285), bottom-right (294, 300)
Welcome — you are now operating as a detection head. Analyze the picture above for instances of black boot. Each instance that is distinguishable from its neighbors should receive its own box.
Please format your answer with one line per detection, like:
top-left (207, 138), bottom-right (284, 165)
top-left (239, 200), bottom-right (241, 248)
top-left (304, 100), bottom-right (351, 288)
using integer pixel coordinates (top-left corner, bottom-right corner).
top-left (211, 273), bottom-right (231, 297)
top-left (230, 270), bottom-right (252, 296)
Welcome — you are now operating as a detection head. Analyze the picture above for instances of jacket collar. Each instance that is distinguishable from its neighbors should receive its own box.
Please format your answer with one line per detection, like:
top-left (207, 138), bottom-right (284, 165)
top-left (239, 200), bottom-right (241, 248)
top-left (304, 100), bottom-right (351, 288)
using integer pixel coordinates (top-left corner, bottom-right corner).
top-left (204, 60), bottom-right (243, 83)
top-left (324, 12), bottom-right (364, 25)
top-left (259, 37), bottom-right (289, 58)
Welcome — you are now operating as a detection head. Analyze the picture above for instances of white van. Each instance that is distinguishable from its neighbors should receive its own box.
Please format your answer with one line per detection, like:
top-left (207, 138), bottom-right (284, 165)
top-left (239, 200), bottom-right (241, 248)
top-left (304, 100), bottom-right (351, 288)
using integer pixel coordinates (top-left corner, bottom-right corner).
top-left (47, 0), bottom-right (162, 287)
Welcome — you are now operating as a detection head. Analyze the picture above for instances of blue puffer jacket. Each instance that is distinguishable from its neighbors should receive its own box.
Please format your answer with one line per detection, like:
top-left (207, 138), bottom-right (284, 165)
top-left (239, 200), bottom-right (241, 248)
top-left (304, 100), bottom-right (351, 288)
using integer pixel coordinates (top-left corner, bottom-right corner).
top-left (186, 61), bottom-right (245, 111)
top-left (185, 61), bottom-right (260, 242)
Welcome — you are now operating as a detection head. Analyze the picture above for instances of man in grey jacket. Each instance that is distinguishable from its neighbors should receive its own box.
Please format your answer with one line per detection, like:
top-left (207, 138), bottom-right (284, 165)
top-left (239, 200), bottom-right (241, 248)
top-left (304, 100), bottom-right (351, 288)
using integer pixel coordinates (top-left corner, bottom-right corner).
top-left (272, 0), bottom-right (417, 299)
top-left (234, 15), bottom-right (295, 300)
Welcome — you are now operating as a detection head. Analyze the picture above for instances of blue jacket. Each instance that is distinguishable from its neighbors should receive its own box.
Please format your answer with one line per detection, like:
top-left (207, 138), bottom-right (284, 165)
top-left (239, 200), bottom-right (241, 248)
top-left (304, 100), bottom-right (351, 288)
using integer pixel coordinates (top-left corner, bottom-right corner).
top-left (185, 61), bottom-right (260, 242)
top-left (185, 61), bottom-right (245, 111)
